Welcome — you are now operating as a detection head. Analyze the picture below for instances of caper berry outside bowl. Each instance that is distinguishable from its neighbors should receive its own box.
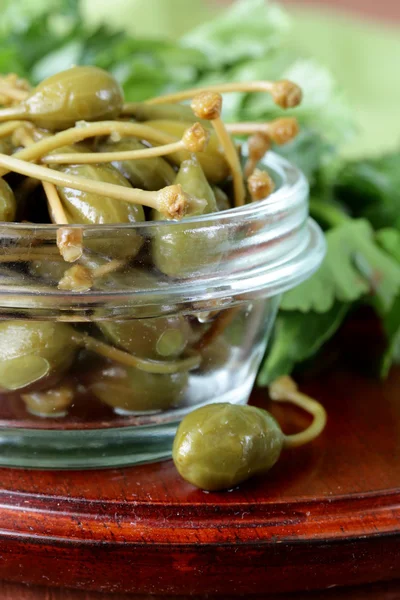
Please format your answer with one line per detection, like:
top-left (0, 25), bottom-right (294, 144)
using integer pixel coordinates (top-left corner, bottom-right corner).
top-left (0, 152), bottom-right (324, 468)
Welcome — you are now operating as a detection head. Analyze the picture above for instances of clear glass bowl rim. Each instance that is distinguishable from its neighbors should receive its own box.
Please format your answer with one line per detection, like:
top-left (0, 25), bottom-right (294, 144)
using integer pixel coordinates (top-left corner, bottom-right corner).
top-left (0, 152), bottom-right (326, 313)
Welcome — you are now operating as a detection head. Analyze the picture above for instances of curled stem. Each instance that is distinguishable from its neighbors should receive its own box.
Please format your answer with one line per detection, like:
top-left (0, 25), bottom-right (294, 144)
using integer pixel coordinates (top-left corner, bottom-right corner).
top-left (191, 92), bottom-right (245, 207)
top-left (146, 80), bottom-right (302, 109)
top-left (269, 376), bottom-right (327, 448)
top-left (0, 153), bottom-right (194, 219)
top-left (43, 123), bottom-right (209, 165)
top-left (73, 333), bottom-right (201, 374)
top-left (0, 121), bottom-right (178, 177)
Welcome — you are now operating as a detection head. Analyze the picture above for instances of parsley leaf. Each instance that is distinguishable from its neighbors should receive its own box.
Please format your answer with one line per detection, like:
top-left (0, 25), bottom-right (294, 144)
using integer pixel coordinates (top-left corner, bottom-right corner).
top-left (281, 219), bottom-right (400, 313)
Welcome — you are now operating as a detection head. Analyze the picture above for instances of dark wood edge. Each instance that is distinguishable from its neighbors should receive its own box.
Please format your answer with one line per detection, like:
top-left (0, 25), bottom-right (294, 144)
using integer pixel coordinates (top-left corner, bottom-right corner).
top-left (1, 487), bottom-right (399, 545)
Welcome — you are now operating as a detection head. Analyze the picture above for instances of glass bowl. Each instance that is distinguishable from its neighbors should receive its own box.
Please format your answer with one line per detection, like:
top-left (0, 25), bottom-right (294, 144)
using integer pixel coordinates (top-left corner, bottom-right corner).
top-left (0, 152), bottom-right (325, 468)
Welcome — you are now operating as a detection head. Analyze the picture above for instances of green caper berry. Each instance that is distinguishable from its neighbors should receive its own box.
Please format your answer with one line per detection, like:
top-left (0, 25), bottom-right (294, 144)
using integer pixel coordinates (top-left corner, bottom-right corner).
top-left (173, 403), bottom-right (284, 491)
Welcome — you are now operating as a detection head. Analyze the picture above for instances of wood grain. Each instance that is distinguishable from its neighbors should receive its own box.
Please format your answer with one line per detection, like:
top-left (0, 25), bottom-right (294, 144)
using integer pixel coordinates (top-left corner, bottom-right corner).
top-left (0, 367), bottom-right (398, 595)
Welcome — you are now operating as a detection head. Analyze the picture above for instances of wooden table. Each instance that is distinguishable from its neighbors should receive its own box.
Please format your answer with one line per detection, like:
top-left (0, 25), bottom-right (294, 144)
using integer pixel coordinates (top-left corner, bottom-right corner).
top-left (0, 365), bottom-right (399, 598)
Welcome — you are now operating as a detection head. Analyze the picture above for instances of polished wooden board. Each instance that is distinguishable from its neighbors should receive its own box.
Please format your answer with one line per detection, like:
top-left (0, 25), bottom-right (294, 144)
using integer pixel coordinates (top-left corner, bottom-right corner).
top-left (0, 368), bottom-right (399, 595)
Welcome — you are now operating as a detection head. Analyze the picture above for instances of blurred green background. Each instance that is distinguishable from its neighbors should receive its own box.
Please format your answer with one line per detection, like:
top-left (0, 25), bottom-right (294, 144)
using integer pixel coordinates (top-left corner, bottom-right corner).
top-left (1, 0), bottom-right (399, 157)
top-left (73, 0), bottom-right (400, 156)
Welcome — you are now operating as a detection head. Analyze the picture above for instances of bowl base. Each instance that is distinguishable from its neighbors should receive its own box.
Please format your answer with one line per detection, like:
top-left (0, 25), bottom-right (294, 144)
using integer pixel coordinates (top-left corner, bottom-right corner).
top-left (0, 377), bottom-right (252, 468)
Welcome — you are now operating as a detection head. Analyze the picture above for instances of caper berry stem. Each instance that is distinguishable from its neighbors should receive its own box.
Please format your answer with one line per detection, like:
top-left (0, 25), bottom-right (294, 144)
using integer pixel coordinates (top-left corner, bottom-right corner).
top-left (72, 332), bottom-right (201, 374)
top-left (227, 118), bottom-right (299, 145)
top-left (0, 105), bottom-right (28, 121)
top-left (0, 252), bottom-right (65, 263)
top-left (0, 121), bottom-right (25, 138)
top-left (42, 181), bottom-right (69, 224)
top-left (42, 123), bottom-right (209, 165)
top-left (45, 141), bottom-right (184, 165)
top-left (191, 92), bottom-right (245, 207)
top-left (57, 258), bottom-right (127, 292)
top-left (0, 153), bottom-right (196, 219)
top-left (13, 126), bottom-right (36, 149)
top-left (269, 376), bottom-right (327, 448)
top-left (244, 133), bottom-right (271, 178)
top-left (146, 80), bottom-right (302, 109)
top-left (0, 121), bottom-right (178, 178)
top-left (42, 181), bottom-right (85, 262)
top-left (90, 258), bottom-right (126, 278)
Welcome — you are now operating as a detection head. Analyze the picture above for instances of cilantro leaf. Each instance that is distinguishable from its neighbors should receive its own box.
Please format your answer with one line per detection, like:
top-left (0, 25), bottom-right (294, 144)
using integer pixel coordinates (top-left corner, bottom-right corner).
top-left (257, 303), bottom-right (348, 386)
top-left (281, 219), bottom-right (400, 313)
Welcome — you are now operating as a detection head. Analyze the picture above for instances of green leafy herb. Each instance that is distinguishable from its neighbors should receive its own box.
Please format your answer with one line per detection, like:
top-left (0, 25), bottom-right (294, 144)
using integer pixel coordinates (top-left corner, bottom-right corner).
top-left (281, 219), bottom-right (400, 314)
top-left (333, 151), bottom-right (400, 230)
top-left (181, 0), bottom-right (290, 68)
top-left (373, 228), bottom-right (400, 376)
top-left (378, 295), bottom-right (400, 378)
top-left (258, 303), bottom-right (348, 386)
top-left (376, 228), bottom-right (400, 264)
